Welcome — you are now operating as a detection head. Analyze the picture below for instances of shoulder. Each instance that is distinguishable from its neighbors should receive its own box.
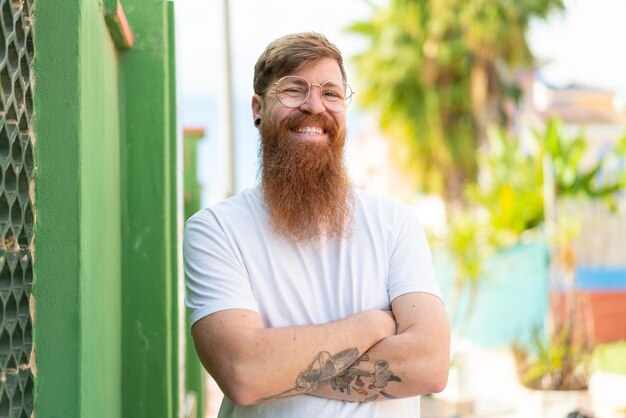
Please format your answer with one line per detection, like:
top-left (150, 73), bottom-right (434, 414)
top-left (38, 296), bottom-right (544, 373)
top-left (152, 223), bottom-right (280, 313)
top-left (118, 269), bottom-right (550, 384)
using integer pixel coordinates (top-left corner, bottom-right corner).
top-left (184, 186), bottom-right (265, 243)
top-left (353, 188), bottom-right (416, 220)
top-left (187, 186), bottom-right (263, 226)
top-left (351, 188), bottom-right (427, 246)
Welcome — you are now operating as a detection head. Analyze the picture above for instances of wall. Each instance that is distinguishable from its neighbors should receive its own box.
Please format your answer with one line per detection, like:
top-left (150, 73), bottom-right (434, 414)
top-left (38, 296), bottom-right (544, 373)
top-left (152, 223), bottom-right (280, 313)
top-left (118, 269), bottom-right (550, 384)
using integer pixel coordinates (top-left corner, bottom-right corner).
top-left (574, 267), bottom-right (626, 344)
top-left (34, 0), bottom-right (180, 417)
top-left (183, 128), bottom-right (204, 222)
top-left (120, 0), bottom-right (180, 416)
top-left (34, 0), bottom-right (122, 416)
top-left (436, 241), bottom-right (550, 348)
top-left (183, 127), bottom-right (206, 418)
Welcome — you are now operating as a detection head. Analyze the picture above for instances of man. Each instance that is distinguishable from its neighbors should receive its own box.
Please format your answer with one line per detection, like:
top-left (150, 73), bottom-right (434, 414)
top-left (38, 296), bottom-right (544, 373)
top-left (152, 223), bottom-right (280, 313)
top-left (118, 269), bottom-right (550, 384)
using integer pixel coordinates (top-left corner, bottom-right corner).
top-left (184, 32), bottom-right (450, 418)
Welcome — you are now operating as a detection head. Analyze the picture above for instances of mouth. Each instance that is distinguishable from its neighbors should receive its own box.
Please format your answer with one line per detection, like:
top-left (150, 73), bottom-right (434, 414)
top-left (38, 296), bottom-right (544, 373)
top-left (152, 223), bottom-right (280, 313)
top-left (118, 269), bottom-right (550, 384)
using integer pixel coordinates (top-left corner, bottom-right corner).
top-left (290, 125), bottom-right (328, 142)
top-left (293, 126), bottom-right (325, 135)
top-left (281, 114), bottom-right (336, 143)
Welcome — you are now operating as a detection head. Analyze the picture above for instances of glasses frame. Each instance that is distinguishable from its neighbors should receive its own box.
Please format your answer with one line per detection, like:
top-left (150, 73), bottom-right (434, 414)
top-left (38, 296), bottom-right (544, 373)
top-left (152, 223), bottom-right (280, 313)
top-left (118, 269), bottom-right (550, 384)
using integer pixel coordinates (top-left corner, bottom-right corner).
top-left (268, 75), bottom-right (354, 110)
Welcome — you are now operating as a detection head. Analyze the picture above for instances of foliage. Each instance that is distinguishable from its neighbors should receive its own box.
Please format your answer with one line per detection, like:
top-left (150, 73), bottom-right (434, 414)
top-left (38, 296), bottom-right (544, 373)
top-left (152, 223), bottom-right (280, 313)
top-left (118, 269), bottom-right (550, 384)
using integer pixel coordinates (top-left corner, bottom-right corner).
top-left (465, 127), bottom-right (544, 246)
top-left (487, 120), bottom-right (626, 390)
top-left (350, 0), bottom-right (626, 392)
top-left (440, 208), bottom-right (492, 335)
top-left (540, 118), bottom-right (626, 204)
top-left (349, 0), bottom-right (563, 200)
top-left (436, 119), bottom-right (625, 352)
top-left (513, 327), bottom-right (589, 390)
top-left (466, 118), bottom-right (626, 249)
top-left (445, 209), bottom-right (490, 289)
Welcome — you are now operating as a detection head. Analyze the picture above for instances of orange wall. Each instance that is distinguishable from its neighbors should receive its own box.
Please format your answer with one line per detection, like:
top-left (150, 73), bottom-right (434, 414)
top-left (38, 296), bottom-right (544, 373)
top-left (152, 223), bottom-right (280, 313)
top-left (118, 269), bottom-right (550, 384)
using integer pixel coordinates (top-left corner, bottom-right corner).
top-left (551, 291), bottom-right (626, 345)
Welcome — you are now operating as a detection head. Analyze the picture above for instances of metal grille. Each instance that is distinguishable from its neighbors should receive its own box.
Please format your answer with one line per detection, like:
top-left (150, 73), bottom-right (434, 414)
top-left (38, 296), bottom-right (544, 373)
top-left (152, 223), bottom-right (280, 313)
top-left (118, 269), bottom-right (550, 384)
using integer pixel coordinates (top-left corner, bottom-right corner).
top-left (0, 0), bottom-right (35, 416)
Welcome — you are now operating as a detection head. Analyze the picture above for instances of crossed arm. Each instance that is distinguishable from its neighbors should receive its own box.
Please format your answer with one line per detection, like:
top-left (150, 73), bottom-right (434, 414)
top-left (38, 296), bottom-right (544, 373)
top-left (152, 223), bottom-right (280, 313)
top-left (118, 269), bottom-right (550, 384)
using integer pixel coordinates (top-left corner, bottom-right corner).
top-left (307, 292), bottom-right (449, 402)
top-left (191, 291), bottom-right (450, 406)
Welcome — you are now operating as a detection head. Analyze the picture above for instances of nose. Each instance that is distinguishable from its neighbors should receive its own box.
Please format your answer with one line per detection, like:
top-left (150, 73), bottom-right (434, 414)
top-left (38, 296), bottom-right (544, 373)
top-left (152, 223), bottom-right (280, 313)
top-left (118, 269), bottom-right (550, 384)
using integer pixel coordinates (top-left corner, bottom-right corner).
top-left (299, 85), bottom-right (326, 114)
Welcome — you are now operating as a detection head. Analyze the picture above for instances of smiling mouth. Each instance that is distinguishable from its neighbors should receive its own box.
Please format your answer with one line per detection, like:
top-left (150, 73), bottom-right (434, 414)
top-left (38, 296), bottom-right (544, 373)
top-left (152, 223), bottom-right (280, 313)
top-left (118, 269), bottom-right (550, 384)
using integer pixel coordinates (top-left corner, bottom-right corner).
top-left (292, 126), bottom-right (326, 135)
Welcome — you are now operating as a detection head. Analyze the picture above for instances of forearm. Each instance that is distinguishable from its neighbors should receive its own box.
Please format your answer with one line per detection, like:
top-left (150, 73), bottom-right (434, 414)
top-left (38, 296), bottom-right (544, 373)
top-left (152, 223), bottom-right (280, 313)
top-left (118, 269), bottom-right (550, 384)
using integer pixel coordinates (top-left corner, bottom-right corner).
top-left (192, 308), bottom-right (395, 405)
top-left (309, 325), bottom-right (449, 402)
top-left (309, 292), bottom-right (451, 402)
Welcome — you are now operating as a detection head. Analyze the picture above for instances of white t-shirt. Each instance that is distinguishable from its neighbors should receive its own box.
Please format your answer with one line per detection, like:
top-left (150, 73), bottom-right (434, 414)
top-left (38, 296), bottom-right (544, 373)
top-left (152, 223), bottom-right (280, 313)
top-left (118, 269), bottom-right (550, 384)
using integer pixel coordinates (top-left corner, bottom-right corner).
top-left (184, 186), bottom-right (442, 418)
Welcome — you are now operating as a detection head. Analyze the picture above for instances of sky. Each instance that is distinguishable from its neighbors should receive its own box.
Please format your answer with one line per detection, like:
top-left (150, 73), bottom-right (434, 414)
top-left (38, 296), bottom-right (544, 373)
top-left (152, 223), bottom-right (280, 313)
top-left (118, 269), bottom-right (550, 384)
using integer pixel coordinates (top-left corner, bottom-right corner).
top-left (176, 0), bottom-right (378, 102)
top-left (527, 0), bottom-right (626, 95)
top-left (175, 0), bottom-right (626, 204)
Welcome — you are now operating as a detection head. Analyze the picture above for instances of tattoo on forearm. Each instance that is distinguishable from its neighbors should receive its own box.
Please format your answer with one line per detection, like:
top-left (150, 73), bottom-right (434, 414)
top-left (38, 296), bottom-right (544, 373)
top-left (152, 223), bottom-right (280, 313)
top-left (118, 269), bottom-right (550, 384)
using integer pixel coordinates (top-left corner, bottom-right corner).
top-left (330, 355), bottom-right (401, 400)
top-left (262, 348), bottom-right (359, 402)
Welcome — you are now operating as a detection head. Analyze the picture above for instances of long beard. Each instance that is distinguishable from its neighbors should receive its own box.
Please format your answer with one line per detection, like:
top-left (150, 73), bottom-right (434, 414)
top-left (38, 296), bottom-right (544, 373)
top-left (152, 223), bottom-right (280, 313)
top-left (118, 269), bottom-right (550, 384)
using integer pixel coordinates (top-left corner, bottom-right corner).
top-left (259, 113), bottom-right (353, 243)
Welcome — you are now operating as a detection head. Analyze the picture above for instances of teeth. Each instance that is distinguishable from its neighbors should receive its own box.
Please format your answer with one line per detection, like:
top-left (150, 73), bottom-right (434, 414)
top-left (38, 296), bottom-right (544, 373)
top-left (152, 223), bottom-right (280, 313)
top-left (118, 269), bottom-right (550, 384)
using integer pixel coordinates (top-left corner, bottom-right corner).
top-left (295, 127), bottom-right (323, 135)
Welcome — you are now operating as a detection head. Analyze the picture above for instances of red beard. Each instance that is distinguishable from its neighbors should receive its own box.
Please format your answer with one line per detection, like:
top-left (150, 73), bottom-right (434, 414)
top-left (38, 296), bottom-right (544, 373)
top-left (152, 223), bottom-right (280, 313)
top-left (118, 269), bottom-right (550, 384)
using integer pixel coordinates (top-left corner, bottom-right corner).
top-left (259, 112), bottom-right (353, 243)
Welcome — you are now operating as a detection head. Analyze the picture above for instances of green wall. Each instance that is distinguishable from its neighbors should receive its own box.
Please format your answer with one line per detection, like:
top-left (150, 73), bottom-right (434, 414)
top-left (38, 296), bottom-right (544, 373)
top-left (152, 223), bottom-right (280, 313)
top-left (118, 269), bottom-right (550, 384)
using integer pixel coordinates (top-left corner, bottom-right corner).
top-left (183, 128), bottom-right (206, 418)
top-left (183, 129), bottom-right (204, 222)
top-left (34, 0), bottom-right (180, 417)
top-left (79, 3), bottom-right (122, 416)
top-left (34, 0), bottom-right (122, 416)
top-left (120, 0), bottom-right (180, 416)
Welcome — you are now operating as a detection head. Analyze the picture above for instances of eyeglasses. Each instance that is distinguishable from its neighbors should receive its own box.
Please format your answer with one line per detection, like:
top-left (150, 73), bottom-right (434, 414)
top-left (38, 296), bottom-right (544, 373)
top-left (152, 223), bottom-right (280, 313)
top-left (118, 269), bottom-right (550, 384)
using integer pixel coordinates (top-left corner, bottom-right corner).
top-left (271, 76), bottom-right (354, 111)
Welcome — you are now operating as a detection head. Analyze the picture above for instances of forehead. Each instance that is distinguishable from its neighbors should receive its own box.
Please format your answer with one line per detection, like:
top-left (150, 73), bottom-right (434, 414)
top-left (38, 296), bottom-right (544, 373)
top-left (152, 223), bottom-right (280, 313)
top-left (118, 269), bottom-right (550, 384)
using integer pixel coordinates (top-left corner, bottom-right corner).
top-left (288, 57), bottom-right (343, 83)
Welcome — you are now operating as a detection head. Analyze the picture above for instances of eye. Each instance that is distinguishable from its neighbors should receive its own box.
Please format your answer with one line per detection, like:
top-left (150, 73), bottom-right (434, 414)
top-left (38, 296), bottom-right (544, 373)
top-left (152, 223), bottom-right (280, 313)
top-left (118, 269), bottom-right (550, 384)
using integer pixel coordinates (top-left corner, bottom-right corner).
top-left (321, 81), bottom-right (346, 101)
top-left (322, 90), bottom-right (343, 101)
top-left (280, 87), bottom-right (307, 96)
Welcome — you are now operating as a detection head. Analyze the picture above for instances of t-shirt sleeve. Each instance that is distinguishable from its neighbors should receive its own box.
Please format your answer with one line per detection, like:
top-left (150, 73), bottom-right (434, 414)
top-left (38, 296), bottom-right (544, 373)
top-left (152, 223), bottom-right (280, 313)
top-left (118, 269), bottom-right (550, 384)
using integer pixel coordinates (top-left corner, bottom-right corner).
top-left (183, 210), bottom-right (259, 326)
top-left (387, 205), bottom-right (442, 302)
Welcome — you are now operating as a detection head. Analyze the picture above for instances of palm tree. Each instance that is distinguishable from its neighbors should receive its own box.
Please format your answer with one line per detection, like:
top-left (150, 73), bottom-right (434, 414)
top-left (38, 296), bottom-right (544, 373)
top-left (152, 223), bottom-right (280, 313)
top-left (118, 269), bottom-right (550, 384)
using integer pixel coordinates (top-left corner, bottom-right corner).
top-left (349, 0), bottom-right (563, 201)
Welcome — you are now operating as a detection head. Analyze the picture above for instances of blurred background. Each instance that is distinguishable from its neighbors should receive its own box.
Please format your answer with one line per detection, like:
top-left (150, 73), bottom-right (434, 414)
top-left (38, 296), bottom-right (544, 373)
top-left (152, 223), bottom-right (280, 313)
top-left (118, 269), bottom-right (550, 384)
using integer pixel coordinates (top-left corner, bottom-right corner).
top-left (177, 0), bottom-right (626, 417)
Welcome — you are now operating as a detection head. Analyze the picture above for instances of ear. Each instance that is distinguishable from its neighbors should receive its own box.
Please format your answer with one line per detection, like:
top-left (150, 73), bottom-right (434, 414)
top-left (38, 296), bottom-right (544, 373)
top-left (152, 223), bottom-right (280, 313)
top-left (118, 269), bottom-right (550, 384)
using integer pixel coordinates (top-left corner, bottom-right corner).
top-left (251, 94), bottom-right (263, 124)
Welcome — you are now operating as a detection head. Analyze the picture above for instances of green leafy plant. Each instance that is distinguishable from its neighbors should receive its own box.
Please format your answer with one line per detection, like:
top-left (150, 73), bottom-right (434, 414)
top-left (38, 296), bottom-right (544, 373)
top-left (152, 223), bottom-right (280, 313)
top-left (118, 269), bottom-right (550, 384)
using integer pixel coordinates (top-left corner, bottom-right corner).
top-left (540, 118), bottom-right (626, 203)
top-left (465, 126), bottom-right (544, 247)
top-left (462, 119), bottom-right (626, 391)
top-left (513, 327), bottom-right (589, 390)
top-left (442, 209), bottom-right (492, 338)
top-left (466, 118), bottom-right (626, 249)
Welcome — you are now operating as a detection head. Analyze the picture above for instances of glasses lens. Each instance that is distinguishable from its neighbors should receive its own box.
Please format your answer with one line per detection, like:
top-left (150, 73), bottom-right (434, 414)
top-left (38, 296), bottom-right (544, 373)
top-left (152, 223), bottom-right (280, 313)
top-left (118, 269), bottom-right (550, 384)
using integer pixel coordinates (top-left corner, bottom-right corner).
top-left (274, 77), bottom-right (353, 110)
top-left (276, 77), bottom-right (309, 107)
top-left (321, 81), bottom-right (352, 111)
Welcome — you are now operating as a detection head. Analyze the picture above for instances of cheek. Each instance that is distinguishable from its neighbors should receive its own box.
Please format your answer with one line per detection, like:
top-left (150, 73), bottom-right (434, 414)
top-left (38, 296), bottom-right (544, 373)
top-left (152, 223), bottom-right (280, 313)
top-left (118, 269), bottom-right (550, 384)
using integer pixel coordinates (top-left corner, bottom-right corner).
top-left (264, 96), bottom-right (284, 114)
top-left (332, 113), bottom-right (346, 130)
top-left (268, 107), bottom-right (295, 126)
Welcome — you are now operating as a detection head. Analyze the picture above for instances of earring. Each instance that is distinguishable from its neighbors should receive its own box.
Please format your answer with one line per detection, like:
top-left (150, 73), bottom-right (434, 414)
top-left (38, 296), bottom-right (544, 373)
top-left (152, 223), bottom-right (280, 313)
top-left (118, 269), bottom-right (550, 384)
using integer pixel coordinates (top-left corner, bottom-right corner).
top-left (254, 118), bottom-right (261, 127)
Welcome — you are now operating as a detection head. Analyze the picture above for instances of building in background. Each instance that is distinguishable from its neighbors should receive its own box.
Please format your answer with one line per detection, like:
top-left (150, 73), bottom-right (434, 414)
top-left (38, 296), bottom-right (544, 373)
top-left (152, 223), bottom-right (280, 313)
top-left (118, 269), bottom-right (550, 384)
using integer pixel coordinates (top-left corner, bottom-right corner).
top-left (517, 74), bottom-right (626, 344)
